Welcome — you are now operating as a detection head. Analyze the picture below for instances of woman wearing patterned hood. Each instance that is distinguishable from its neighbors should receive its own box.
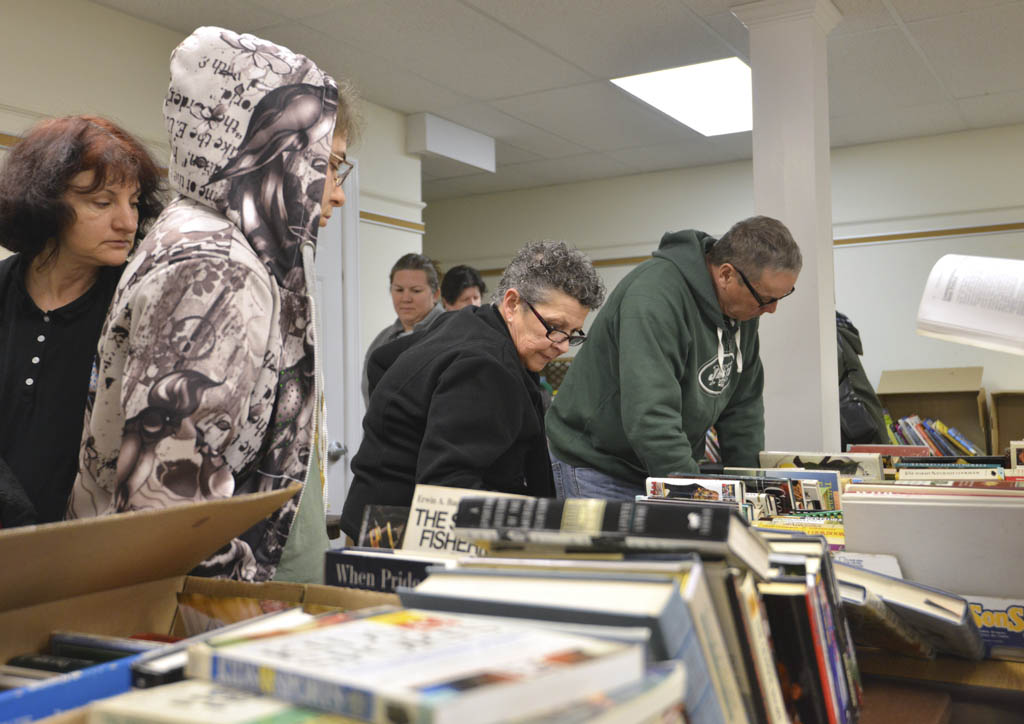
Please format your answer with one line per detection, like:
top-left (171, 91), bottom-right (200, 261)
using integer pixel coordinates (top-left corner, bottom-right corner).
top-left (67, 26), bottom-right (358, 584)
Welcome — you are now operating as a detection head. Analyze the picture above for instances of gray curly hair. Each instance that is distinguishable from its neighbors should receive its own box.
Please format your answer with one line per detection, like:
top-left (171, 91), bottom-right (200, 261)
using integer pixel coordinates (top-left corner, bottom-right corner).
top-left (494, 240), bottom-right (606, 309)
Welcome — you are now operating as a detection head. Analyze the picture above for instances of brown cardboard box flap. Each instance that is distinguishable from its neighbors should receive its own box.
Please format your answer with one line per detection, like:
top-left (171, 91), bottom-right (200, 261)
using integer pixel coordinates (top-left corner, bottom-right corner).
top-left (877, 366), bottom-right (983, 395)
top-left (0, 484), bottom-right (301, 614)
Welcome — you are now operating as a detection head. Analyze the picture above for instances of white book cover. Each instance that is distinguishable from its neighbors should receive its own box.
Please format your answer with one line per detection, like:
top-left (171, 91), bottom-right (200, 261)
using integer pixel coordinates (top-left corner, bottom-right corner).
top-left (402, 484), bottom-right (527, 557)
top-left (187, 608), bottom-right (643, 724)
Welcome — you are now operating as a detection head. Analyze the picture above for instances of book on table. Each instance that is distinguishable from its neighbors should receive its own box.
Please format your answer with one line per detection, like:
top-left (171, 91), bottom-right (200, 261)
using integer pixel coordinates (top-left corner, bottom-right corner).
top-left (450, 496), bottom-right (774, 580)
top-left (323, 546), bottom-right (457, 593)
top-left (832, 561), bottom-right (984, 659)
top-left (757, 451), bottom-right (884, 481)
top-left (185, 606), bottom-right (645, 724)
top-left (398, 557), bottom-right (748, 724)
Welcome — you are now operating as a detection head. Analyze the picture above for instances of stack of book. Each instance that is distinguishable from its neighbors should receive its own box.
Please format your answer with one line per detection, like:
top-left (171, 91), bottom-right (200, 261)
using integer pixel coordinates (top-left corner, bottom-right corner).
top-left (405, 494), bottom-right (864, 724)
top-left (95, 605), bottom-right (679, 724)
top-left (887, 414), bottom-right (985, 456)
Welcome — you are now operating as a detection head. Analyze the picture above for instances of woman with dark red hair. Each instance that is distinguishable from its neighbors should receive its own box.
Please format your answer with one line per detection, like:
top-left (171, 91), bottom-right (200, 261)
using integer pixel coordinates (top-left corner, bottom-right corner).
top-left (0, 115), bottom-right (163, 525)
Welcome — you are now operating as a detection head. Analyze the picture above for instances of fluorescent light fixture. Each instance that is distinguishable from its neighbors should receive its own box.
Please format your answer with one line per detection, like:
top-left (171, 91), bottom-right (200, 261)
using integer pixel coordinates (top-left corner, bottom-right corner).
top-left (611, 57), bottom-right (752, 137)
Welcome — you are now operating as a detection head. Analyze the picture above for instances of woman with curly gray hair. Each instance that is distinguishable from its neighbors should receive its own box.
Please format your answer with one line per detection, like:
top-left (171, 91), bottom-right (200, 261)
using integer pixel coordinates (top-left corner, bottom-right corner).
top-left (340, 240), bottom-right (605, 541)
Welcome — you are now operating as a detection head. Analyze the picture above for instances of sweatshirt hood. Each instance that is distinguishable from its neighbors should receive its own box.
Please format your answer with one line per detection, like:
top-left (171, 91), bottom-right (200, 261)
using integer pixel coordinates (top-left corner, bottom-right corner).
top-left (836, 311), bottom-right (864, 356)
top-left (164, 26), bottom-right (338, 293)
top-left (654, 229), bottom-right (746, 375)
top-left (653, 229), bottom-right (727, 329)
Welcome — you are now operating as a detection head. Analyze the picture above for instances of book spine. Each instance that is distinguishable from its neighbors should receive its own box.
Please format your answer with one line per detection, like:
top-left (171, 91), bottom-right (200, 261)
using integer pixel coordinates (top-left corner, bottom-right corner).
top-left (897, 467), bottom-right (1003, 480)
top-left (455, 497), bottom-right (734, 542)
top-left (324, 552), bottom-right (434, 593)
top-left (946, 425), bottom-right (984, 455)
top-left (802, 587), bottom-right (843, 724)
top-left (882, 410), bottom-right (900, 445)
top-left (188, 645), bottom-right (379, 721)
top-left (912, 422), bottom-right (943, 457)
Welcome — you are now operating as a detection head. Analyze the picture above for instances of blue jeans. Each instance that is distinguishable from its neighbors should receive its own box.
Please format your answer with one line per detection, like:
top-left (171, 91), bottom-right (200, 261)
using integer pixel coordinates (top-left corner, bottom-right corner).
top-left (549, 452), bottom-right (639, 501)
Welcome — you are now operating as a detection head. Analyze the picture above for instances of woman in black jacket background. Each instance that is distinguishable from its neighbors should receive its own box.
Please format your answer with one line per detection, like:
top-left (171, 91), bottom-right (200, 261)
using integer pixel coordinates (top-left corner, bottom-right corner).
top-left (341, 240), bottom-right (605, 541)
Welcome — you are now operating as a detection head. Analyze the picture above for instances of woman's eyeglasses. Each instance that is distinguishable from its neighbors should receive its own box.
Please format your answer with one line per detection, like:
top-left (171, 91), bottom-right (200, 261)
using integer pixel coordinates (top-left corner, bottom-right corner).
top-left (526, 301), bottom-right (586, 346)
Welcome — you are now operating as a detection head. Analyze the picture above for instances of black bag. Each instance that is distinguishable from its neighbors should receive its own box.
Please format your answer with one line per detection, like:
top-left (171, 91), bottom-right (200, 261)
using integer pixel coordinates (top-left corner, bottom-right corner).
top-left (839, 371), bottom-right (880, 446)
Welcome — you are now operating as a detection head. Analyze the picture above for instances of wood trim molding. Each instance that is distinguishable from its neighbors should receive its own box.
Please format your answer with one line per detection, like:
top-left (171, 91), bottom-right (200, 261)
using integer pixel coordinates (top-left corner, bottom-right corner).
top-left (834, 222), bottom-right (1024, 246)
top-left (359, 210), bottom-right (426, 233)
top-left (479, 223), bottom-right (1024, 275)
top-left (0, 132), bottom-right (21, 149)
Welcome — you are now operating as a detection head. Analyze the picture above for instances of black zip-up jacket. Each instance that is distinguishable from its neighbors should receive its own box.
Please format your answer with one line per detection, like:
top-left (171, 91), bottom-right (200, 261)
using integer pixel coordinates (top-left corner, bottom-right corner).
top-left (340, 304), bottom-right (554, 540)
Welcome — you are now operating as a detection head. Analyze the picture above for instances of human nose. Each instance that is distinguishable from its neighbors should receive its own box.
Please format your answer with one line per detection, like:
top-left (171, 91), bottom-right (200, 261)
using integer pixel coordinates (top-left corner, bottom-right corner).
top-left (553, 336), bottom-right (571, 353)
top-left (761, 300), bottom-right (779, 315)
top-left (329, 183), bottom-right (346, 209)
top-left (113, 201), bottom-right (138, 233)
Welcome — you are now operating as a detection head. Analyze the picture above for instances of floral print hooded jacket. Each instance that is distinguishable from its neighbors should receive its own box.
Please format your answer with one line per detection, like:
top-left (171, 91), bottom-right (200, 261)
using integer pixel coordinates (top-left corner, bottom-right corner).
top-left (67, 26), bottom-right (338, 582)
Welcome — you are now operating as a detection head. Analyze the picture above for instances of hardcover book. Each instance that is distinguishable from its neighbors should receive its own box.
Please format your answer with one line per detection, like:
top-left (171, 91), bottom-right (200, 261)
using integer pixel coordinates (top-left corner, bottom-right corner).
top-left (402, 485), bottom-right (527, 557)
top-left (324, 547), bottom-right (457, 593)
top-left (758, 451), bottom-right (883, 481)
top-left (451, 496), bottom-right (774, 580)
top-left (832, 561), bottom-right (984, 659)
top-left (186, 608), bottom-right (645, 724)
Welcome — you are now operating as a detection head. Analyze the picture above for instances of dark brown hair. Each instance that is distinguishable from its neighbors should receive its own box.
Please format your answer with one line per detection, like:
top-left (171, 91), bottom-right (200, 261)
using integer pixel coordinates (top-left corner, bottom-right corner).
top-left (0, 115), bottom-right (163, 261)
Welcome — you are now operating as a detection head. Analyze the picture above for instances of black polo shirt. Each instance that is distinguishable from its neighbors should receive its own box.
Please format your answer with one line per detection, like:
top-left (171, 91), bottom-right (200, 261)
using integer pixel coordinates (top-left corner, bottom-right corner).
top-left (0, 254), bottom-right (122, 523)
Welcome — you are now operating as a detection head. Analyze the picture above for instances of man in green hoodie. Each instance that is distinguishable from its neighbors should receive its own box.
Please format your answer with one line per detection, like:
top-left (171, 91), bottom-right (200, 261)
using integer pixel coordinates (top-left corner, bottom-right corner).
top-left (546, 216), bottom-right (802, 500)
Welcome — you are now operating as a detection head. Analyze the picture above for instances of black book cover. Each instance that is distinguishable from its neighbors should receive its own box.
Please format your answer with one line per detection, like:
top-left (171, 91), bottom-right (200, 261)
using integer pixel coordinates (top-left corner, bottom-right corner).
top-left (455, 497), bottom-right (734, 542)
top-left (324, 548), bottom-right (436, 593)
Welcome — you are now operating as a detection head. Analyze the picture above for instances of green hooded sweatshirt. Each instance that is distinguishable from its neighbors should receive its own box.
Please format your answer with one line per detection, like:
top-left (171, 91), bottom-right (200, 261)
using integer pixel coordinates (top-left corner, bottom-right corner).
top-left (546, 230), bottom-right (765, 486)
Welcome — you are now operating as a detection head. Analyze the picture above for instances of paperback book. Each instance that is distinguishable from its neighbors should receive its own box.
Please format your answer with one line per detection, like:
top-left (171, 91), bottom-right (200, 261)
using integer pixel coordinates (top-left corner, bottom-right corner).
top-left (186, 607), bottom-right (645, 724)
top-left (451, 496), bottom-right (774, 580)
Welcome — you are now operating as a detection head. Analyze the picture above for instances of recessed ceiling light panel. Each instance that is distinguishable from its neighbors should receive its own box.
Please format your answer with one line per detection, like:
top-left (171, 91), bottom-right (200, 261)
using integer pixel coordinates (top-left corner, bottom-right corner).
top-left (611, 57), bottom-right (752, 137)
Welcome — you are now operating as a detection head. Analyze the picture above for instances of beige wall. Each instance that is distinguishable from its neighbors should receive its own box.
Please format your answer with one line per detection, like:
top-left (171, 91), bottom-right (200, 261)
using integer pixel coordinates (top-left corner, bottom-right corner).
top-left (0, 0), bottom-right (425, 357)
top-left (424, 123), bottom-right (1024, 397)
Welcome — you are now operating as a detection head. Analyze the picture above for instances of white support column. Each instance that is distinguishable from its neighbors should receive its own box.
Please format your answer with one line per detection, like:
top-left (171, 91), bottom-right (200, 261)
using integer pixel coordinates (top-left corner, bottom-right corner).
top-left (733, 0), bottom-right (842, 452)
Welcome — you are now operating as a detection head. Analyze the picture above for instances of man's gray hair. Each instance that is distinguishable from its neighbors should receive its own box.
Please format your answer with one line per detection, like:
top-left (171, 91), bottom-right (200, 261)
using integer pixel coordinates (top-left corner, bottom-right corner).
top-left (494, 240), bottom-right (606, 309)
top-left (706, 216), bottom-right (802, 279)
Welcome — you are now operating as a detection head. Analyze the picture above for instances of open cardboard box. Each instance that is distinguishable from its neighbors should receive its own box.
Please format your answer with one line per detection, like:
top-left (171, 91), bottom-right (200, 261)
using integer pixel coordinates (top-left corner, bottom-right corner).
top-left (0, 485), bottom-right (397, 723)
top-left (876, 366), bottom-right (990, 454)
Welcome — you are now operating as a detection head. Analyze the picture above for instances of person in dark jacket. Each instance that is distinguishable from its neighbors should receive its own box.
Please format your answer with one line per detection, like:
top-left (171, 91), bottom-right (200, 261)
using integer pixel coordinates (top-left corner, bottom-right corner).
top-left (547, 216), bottom-right (802, 500)
top-left (837, 311), bottom-right (889, 447)
top-left (340, 240), bottom-right (606, 541)
top-left (0, 115), bottom-right (162, 525)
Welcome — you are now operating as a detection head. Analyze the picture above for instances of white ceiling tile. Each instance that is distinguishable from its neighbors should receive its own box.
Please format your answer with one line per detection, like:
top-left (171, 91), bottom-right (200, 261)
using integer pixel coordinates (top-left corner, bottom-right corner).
top-left (421, 155), bottom-right (495, 180)
top-left (464, 0), bottom-right (734, 77)
top-left (830, 102), bottom-right (966, 146)
top-left (703, 12), bottom-right (750, 59)
top-left (958, 88), bottom-right (1024, 128)
top-left (431, 103), bottom-right (591, 158)
top-left (245, 0), bottom-right (350, 21)
top-left (828, 28), bottom-right (949, 117)
top-left (91, 0), bottom-right (283, 35)
top-left (606, 134), bottom-right (749, 171)
top-left (889, 0), bottom-right (1020, 23)
top-left (907, 3), bottom-right (1024, 98)
top-left (495, 141), bottom-right (542, 165)
top-left (261, 24), bottom-right (471, 114)
top-left (424, 152), bottom-right (637, 200)
top-left (303, 0), bottom-right (593, 100)
top-left (494, 82), bottom-right (700, 152)
top-left (830, 0), bottom-right (898, 35)
top-left (682, 0), bottom-right (738, 17)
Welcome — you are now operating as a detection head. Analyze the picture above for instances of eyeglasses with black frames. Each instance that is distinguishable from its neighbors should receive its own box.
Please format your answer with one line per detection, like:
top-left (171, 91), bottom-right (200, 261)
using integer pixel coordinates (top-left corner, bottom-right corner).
top-left (329, 152), bottom-right (354, 188)
top-left (526, 300), bottom-right (587, 346)
top-left (732, 265), bottom-right (796, 308)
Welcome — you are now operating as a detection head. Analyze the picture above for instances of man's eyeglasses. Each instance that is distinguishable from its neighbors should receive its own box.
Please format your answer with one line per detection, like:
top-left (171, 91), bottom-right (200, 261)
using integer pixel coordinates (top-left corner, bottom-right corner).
top-left (526, 301), bottom-right (586, 346)
top-left (733, 265), bottom-right (795, 308)
top-left (329, 152), bottom-right (354, 188)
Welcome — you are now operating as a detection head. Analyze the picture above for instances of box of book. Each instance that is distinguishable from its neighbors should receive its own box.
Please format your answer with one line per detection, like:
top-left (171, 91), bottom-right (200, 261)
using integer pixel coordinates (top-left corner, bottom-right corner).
top-left (0, 485), bottom-right (393, 723)
top-left (876, 366), bottom-right (990, 455)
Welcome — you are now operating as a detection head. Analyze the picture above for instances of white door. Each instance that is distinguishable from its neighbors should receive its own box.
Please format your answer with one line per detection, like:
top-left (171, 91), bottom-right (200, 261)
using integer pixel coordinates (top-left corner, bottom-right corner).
top-left (315, 162), bottom-right (362, 517)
